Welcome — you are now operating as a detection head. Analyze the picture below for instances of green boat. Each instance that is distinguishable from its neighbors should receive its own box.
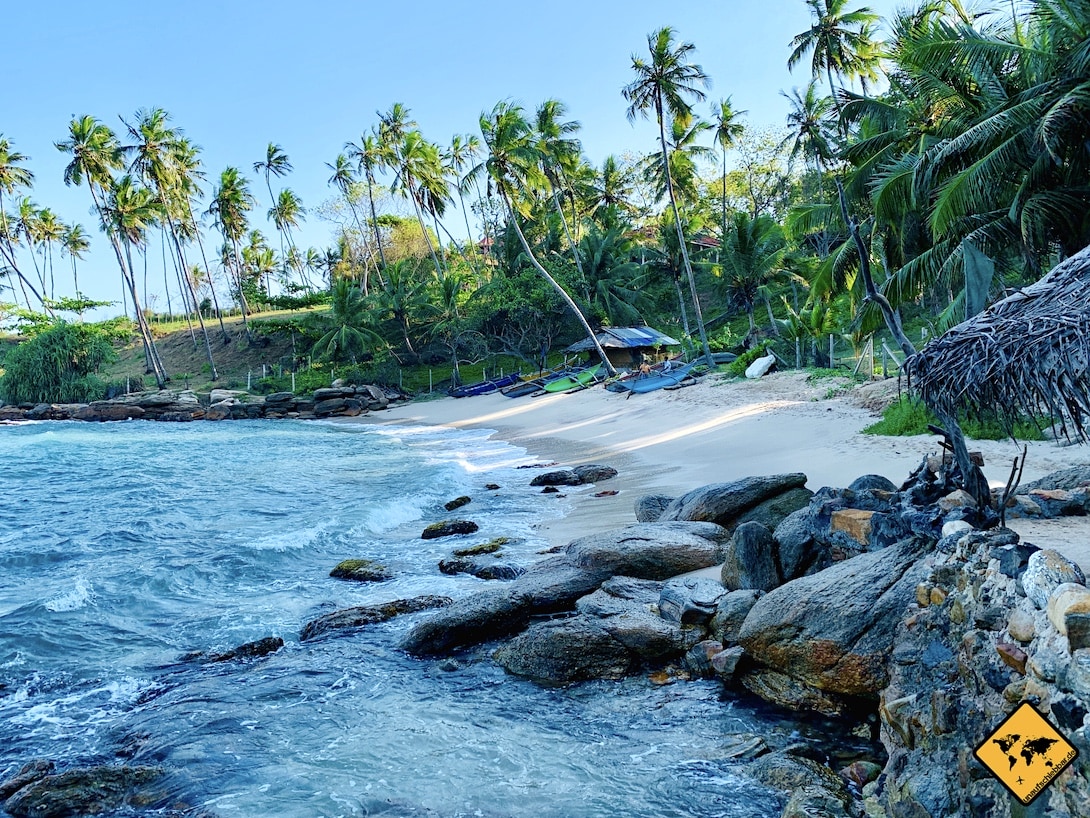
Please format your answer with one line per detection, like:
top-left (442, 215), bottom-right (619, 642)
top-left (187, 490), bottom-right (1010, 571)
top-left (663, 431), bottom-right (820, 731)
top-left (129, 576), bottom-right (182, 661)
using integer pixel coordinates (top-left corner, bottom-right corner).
top-left (541, 363), bottom-right (603, 393)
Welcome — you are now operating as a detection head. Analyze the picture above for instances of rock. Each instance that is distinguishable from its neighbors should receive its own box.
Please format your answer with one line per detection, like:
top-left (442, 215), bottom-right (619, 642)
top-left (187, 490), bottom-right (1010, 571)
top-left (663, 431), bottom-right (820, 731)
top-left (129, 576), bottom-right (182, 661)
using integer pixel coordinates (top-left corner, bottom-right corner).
top-left (1063, 649), bottom-right (1090, 698)
top-left (726, 487), bottom-right (814, 537)
top-left (330, 558), bottom-right (391, 582)
top-left (484, 483), bottom-right (500, 491)
top-left (493, 618), bottom-right (633, 682)
top-left (719, 733), bottom-right (770, 761)
top-left (210, 388), bottom-right (248, 403)
top-left (264, 391), bottom-right (295, 404)
top-left (358, 384), bottom-right (389, 409)
top-left (572, 464), bottom-right (617, 483)
top-left (996, 641), bottom-right (1028, 674)
top-left (992, 541), bottom-right (1038, 578)
top-left (1022, 466), bottom-right (1090, 492)
top-left (1051, 696), bottom-right (1088, 731)
top-left (659, 474), bottom-right (809, 528)
top-left (1022, 548), bottom-right (1086, 609)
top-left (421, 520), bottom-right (479, 539)
top-left (658, 577), bottom-right (727, 625)
top-left (782, 786), bottom-right (853, 818)
top-left (529, 470), bottom-right (583, 487)
top-left (2, 766), bottom-right (162, 818)
top-left (300, 595), bottom-right (453, 641)
top-left (0, 762), bottom-right (54, 801)
top-left (541, 486), bottom-right (560, 494)
top-left (634, 494), bottom-right (674, 523)
top-left (204, 401), bottom-right (233, 421)
top-left (685, 639), bottom-right (724, 676)
top-left (73, 401), bottom-right (145, 421)
top-left (576, 576), bottom-right (664, 616)
top-left (564, 522), bottom-right (727, 579)
top-left (1047, 582), bottom-right (1090, 635)
top-left (738, 538), bottom-right (929, 698)
top-left (452, 537), bottom-right (510, 557)
top-left (721, 522), bottom-right (780, 592)
top-left (313, 397), bottom-right (347, 416)
top-left (710, 589), bottom-right (763, 645)
top-left (1007, 608), bottom-right (1036, 643)
top-left (938, 489), bottom-right (977, 511)
top-left (941, 520), bottom-right (974, 538)
top-left (313, 387), bottom-right (354, 401)
top-left (747, 752), bottom-right (851, 805)
top-left (399, 587), bottom-right (532, 656)
top-left (509, 556), bottom-right (610, 612)
top-left (829, 509), bottom-right (874, 547)
top-left (444, 496), bottom-right (471, 511)
top-left (438, 558), bottom-right (525, 581)
top-left (840, 760), bottom-right (883, 790)
top-left (849, 474), bottom-right (898, 493)
top-left (710, 645), bottom-right (744, 680)
top-left (744, 353), bottom-right (775, 379)
top-left (207, 635), bottom-right (284, 662)
top-left (773, 508), bottom-right (821, 580)
top-left (739, 668), bottom-right (855, 717)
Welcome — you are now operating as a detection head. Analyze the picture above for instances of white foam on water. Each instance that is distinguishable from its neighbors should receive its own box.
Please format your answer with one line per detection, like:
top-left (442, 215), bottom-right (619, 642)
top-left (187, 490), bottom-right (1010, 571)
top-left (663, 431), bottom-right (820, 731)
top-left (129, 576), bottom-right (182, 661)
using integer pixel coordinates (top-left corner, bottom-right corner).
top-left (8, 675), bottom-right (147, 731)
top-left (244, 522), bottom-right (326, 552)
top-left (44, 576), bottom-right (95, 612)
top-left (357, 496), bottom-right (428, 534)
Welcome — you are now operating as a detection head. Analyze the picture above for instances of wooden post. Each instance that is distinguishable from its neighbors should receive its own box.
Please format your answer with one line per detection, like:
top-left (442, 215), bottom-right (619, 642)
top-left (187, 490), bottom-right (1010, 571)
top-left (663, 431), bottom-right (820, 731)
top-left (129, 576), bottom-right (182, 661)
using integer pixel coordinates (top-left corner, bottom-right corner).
top-left (795, 337), bottom-right (801, 369)
top-left (882, 347), bottom-right (888, 378)
top-left (291, 371), bottom-right (295, 392)
top-left (869, 338), bottom-right (875, 378)
top-left (429, 369), bottom-right (433, 393)
top-left (829, 335), bottom-right (835, 370)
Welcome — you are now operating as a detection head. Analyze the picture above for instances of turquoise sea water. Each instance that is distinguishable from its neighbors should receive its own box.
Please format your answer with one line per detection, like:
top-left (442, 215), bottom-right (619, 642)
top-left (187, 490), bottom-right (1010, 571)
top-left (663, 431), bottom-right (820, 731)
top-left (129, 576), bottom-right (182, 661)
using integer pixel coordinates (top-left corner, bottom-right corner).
top-left (0, 420), bottom-right (789, 817)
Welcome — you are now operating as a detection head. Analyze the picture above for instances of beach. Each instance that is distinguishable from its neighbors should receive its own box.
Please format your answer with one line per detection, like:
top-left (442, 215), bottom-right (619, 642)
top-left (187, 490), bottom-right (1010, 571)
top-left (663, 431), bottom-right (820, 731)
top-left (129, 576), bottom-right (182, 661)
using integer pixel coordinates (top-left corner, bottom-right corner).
top-left (363, 371), bottom-right (1090, 571)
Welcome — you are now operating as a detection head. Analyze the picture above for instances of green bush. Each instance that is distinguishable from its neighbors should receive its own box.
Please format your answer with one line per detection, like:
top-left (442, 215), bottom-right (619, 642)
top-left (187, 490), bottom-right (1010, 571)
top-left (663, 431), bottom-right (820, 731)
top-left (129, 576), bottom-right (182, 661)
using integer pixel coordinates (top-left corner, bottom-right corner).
top-left (863, 396), bottom-right (1046, 441)
top-left (0, 321), bottom-right (116, 404)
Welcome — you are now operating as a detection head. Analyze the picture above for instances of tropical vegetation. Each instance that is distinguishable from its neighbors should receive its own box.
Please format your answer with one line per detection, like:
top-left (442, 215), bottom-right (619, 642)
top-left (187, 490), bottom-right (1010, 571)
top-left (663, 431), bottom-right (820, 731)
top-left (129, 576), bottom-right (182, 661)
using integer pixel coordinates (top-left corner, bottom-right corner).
top-left (1, 0), bottom-right (1087, 399)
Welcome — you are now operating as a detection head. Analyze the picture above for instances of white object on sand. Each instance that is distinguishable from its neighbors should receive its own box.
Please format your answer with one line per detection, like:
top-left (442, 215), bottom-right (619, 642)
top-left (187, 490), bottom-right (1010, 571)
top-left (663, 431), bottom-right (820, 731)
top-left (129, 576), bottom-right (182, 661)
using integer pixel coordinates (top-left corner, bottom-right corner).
top-left (745, 354), bottom-right (776, 379)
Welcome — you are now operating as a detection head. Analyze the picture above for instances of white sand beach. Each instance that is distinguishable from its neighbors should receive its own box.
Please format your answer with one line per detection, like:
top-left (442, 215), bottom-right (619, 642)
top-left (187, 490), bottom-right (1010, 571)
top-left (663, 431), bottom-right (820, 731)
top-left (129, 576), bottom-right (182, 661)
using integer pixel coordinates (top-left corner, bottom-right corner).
top-left (362, 371), bottom-right (1090, 571)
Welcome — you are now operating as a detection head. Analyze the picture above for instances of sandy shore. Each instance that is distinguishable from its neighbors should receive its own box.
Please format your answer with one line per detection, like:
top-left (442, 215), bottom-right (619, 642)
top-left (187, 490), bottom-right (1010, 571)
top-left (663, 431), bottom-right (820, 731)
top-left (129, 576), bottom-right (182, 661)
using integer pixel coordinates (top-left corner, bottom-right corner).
top-left (361, 371), bottom-right (1090, 571)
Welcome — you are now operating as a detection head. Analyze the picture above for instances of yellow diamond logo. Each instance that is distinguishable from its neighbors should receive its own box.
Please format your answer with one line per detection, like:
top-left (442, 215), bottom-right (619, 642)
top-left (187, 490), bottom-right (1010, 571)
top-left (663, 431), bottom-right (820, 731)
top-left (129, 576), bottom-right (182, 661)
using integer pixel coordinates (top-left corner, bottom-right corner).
top-left (975, 702), bottom-right (1079, 805)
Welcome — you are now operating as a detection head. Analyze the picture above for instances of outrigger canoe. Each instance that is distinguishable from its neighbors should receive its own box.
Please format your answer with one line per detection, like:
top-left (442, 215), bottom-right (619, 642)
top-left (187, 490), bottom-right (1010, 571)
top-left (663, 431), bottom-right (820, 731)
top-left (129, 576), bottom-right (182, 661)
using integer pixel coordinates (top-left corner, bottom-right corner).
top-left (606, 361), bottom-right (699, 395)
top-left (542, 363), bottom-right (603, 394)
top-left (500, 366), bottom-right (572, 398)
top-left (449, 372), bottom-right (521, 398)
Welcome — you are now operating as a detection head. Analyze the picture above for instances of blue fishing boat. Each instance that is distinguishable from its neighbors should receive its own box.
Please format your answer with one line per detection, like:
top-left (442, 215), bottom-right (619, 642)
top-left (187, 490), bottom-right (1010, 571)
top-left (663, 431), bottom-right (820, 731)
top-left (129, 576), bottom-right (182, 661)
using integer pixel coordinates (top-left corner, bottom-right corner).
top-left (606, 361), bottom-right (699, 394)
top-left (449, 372), bottom-right (521, 398)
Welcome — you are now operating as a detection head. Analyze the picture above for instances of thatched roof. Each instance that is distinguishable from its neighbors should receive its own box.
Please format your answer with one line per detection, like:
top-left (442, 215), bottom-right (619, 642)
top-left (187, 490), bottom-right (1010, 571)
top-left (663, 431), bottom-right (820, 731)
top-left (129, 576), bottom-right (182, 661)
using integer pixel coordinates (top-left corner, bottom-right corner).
top-left (903, 244), bottom-right (1090, 440)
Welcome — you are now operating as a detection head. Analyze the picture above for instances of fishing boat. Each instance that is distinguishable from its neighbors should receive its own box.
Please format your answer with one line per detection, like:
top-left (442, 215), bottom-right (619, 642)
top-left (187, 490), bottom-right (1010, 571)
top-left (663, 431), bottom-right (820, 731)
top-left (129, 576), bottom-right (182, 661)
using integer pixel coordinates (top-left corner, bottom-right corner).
top-left (541, 363), bottom-right (603, 394)
top-left (448, 372), bottom-right (521, 398)
top-left (500, 365), bottom-right (572, 398)
top-left (606, 361), bottom-right (700, 394)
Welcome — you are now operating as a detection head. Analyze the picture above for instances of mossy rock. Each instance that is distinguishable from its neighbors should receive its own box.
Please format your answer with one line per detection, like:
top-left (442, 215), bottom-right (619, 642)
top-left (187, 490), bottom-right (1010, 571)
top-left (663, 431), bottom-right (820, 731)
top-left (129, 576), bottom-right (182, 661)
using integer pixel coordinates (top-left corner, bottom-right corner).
top-left (330, 559), bottom-right (391, 582)
top-left (444, 495), bottom-right (472, 511)
top-left (453, 537), bottom-right (512, 557)
top-left (421, 520), bottom-right (479, 539)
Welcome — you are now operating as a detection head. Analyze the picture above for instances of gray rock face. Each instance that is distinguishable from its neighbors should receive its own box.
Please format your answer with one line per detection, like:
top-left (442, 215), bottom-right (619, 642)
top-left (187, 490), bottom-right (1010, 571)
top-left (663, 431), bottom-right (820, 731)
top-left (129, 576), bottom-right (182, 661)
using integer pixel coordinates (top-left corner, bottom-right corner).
top-left (564, 522), bottom-right (727, 579)
top-left (634, 494), bottom-right (674, 523)
top-left (738, 538), bottom-right (929, 697)
top-left (421, 520), bottom-right (479, 539)
top-left (529, 469), bottom-right (583, 487)
top-left (658, 577), bottom-right (727, 625)
top-left (399, 587), bottom-right (532, 656)
top-left (300, 595), bottom-right (452, 642)
top-left (2, 766), bottom-right (162, 818)
top-left (726, 487), bottom-right (814, 537)
top-left (848, 474), bottom-right (898, 493)
top-left (438, 557), bottom-right (525, 581)
top-left (493, 618), bottom-right (633, 683)
top-left (73, 401), bottom-right (145, 421)
top-left (773, 508), bottom-right (822, 580)
top-left (1022, 548), bottom-right (1086, 609)
top-left (658, 474), bottom-right (809, 528)
top-left (576, 577), bottom-right (663, 617)
top-left (572, 464), bottom-right (618, 483)
top-left (721, 522), bottom-right (781, 592)
top-left (1021, 466), bottom-right (1090, 492)
top-left (709, 589), bottom-right (763, 645)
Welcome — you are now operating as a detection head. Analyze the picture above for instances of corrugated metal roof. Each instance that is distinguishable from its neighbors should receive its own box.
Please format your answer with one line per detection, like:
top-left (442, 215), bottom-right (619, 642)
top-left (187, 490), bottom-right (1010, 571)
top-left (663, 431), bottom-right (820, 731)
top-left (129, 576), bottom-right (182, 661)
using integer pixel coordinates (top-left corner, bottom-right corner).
top-left (565, 326), bottom-right (681, 353)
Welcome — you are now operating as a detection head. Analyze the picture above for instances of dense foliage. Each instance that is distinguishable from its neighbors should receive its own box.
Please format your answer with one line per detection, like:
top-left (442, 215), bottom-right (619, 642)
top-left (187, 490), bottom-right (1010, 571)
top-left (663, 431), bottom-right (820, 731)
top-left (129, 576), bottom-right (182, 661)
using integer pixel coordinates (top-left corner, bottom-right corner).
top-left (0, 321), bottom-right (116, 404)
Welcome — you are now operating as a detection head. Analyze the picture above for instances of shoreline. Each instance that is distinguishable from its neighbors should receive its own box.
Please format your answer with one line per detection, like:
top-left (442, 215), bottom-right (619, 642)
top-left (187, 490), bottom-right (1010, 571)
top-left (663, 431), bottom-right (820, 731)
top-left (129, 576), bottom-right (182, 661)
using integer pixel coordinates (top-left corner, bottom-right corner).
top-left (356, 372), bottom-right (1090, 567)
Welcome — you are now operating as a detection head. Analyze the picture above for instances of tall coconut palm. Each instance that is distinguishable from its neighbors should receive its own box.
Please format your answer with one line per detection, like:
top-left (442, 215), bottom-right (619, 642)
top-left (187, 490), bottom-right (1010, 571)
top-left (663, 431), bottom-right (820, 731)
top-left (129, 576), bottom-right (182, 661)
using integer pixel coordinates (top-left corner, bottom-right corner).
top-left (61, 223), bottom-right (90, 298)
top-left (388, 129), bottom-right (446, 277)
top-left (623, 27), bottom-right (715, 367)
top-left (641, 114), bottom-right (715, 207)
top-left (326, 153), bottom-right (379, 292)
top-left (476, 101), bottom-right (616, 375)
top-left (270, 187), bottom-right (307, 288)
top-left (57, 116), bottom-right (167, 379)
top-left (715, 212), bottom-right (790, 333)
top-left (712, 98), bottom-right (747, 239)
top-left (345, 132), bottom-right (389, 274)
top-left (445, 133), bottom-right (484, 275)
top-left (590, 155), bottom-right (637, 228)
top-left (534, 99), bottom-right (587, 283)
top-left (207, 167), bottom-right (255, 338)
top-left (0, 137), bottom-right (46, 309)
top-left (35, 208), bottom-right (65, 300)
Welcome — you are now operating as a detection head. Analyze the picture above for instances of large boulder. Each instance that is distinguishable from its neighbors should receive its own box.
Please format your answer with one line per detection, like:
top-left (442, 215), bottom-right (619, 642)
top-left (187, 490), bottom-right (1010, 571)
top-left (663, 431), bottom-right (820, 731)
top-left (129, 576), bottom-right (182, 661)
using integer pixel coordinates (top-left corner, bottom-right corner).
top-left (772, 508), bottom-right (824, 580)
top-left (493, 618), bottom-right (634, 683)
top-left (738, 537), bottom-right (929, 698)
top-left (421, 520), bottom-right (479, 539)
top-left (572, 464), bottom-right (617, 483)
top-left (709, 589), bottom-right (763, 645)
top-left (564, 522), bottom-right (727, 579)
top-left (300, 595), bottom-right (452, 642)
top-left (529, 469), bottom-right (584, 487)
top-left (399, 587), bottom-right (532, 657)
top-left (2, 766), bottom-right (162, 818)
top-left (634, 494), bottom-right (674, 523)
top-left (724, 487), bottom-right (814, 536)
top-left (658, 474), bottom-right (808, 529)
top-left (721, 522), bottom-right (781, 592)
top-left (658, 576), bottom-right (727, 625)
top-left (73, 401), bottom-right (145, 422)
top-left (1022, 548), bottom-right (1086, 609)
top-left (438, 557), bottom-right (525, 581)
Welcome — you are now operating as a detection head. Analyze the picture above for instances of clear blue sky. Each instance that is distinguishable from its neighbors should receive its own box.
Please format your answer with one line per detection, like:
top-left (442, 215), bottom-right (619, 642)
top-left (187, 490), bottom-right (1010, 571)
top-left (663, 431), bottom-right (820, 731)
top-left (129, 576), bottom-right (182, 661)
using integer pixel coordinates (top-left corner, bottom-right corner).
top-left (7, 0), bottom-right (903, 315)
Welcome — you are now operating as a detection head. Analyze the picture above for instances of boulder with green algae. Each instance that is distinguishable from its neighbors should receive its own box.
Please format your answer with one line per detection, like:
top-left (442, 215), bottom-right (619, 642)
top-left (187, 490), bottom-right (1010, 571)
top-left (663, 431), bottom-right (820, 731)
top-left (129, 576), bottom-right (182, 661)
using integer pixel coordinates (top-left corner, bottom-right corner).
top-left (300, 595), bottom-right (453, 641)
top-left (453, 537), bottom-right (511, 557)
top-left (1, 765), bottom-right (163, 818)
top-left (444, 496), bottom-right (472, 511)
top-left (330, 559), bottom-right (391, 582)
top-left (421, 520), bottom-right (479, 539)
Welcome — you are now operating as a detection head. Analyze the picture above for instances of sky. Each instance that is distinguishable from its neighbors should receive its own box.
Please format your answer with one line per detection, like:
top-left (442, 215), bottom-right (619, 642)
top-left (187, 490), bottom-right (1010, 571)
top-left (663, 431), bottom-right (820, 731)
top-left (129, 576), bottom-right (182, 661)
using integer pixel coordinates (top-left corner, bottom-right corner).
top-left (6, 0), bottom-right (904, 317)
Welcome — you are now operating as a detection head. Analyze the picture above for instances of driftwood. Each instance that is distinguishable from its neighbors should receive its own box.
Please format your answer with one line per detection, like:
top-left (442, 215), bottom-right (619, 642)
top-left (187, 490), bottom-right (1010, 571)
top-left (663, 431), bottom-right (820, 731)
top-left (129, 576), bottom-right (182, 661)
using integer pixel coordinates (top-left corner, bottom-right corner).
top-left (904, 244), bottom-right (1090, 442)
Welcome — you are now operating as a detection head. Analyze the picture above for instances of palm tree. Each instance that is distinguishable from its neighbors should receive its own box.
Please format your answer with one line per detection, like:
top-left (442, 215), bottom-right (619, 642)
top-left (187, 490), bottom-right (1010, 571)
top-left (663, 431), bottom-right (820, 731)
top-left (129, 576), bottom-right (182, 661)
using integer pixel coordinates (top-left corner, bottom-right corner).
top-left (61, 223), bottom-right (90, 298)
top-left (712, 98), bottom-right (747, 240)
top-left (387, 129), bottom-right (446, 278)
top-left (253, 142), bottom-right (292, 213)
top-left (0, 138), bottom-right (50, 310)
top-left (641, 114), bottom-right (715, 207)
top-left (534, 99), bottom-right (587, 283)
top-left (445, 134), bottom-right (484, 275)
top-left (326, 153), bottom-right (379, 293)
top-left (346, 131), bottom-right (391, 275)
top-left (377, 258), bottom-right (431, 356)
top-left (623, 26), bottom-right (715, 367)
top-left (270, 187), bottom-right (307, 288)
top-left (579, 225), bottom-right (646, 326)
top-left (207, 167), bottom-right (255, 338)
top-left (476, 101), bottom-right (616, 375)
top-left (590, 155), bottom-right (637, 228)
top-left (714, 212), bottom-right (790, 333)
top-left (788, 0), bottom-right (881, 125)
top-left (311, 278), bottom-right (383, 363)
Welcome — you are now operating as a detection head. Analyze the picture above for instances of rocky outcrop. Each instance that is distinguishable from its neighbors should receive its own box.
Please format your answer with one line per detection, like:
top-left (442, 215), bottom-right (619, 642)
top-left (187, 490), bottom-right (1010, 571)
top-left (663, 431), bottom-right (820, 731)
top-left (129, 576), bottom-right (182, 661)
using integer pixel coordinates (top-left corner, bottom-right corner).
top-left (1, 765), bottom-right (163, 818)
top-left (300, 595), bottom-right (452, 642)
top-left (633, 493), bottom-right (674, 522)
top-left (720, 522), bottom-right (781, 592)
top-left (657, 474), bottom-right (809, 529)
top-left (527, 464), bottom-right (618, 487)
top-left (438, 557), bottom-right (524, 581)
top-left (330, 558), bottom-right (391, 582)
top-left (421, 520), bottom-right (479, 539)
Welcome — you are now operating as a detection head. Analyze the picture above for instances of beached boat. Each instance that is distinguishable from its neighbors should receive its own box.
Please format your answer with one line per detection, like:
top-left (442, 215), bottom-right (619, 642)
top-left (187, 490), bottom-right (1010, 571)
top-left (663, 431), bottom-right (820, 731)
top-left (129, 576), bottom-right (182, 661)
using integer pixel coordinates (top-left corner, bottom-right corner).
top-left (449, 372), bottom-right (520, 398)
top-left (541, 364), bottom-right (603, 394)
top-left (606, 361), bottom-right (699, 394)
top-left (500, 366), bottom-right (572, 398)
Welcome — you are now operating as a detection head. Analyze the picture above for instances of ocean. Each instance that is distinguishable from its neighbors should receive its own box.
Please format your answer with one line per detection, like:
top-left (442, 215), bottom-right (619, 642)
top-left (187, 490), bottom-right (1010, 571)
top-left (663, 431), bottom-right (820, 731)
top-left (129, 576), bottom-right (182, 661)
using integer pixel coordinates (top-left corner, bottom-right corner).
top-left (0, 419), bottom-right (791, 817)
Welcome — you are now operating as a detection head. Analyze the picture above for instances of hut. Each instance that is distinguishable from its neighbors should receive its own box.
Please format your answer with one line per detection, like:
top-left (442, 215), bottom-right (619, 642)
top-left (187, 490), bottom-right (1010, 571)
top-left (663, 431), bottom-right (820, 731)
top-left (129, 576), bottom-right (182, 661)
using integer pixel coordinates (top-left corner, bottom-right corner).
top-left (565, 326), bottom-right (681, 370)
top-left (904, 244), bottom-right (1090, 441)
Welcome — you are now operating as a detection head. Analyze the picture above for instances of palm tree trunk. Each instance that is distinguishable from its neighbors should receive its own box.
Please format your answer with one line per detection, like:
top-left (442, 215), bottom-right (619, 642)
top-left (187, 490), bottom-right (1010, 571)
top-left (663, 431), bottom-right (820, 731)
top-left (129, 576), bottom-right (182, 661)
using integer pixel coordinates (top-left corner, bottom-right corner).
top-left (657, 104), bottom-right (714, 368)
top-left (408, 182), bottom-right (443, 278)
top-left (365, 172), bottom-right (388, 277)
top-left (229, 237), bottom-right (252, 340)
top-left (551, 186), bottom-right (586, 287)
top-left (456, 188), bottom-right (483, 281)
top-left (502, 194), bottom-right (616, 376)
top-left (167, 224), bottom-right (219, 379)
top-left (182, 200), bottom-right (229, 342)
top-left (673, 274), bottom-right (691, 340)
top-left (122, 239), bottom-right (168, 387)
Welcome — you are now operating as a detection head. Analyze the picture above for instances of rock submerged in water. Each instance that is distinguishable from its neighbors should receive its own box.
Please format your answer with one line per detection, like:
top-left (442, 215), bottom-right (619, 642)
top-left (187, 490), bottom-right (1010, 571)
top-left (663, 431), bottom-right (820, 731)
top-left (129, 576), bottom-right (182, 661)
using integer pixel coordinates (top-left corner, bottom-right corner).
top-left (300, 595), bottom-right (453, 642)
top-left (1, 765), bottom-right (163, 818)
top-left (438, 558), bottom-right (525, 581)
top-left (452, 537), bottom-right (510, 557)
top-left (444, 496), bottom-right (471, 511)
top-left (421, 520), bottom-right (479, 539)
top-left (330, 558), bottom-right (391, 582)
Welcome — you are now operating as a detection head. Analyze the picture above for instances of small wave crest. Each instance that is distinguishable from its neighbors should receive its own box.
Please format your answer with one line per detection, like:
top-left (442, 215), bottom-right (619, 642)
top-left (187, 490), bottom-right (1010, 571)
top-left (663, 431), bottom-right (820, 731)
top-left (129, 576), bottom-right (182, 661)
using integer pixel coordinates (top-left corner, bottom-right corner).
top-left (245, 522), bottom-right (326, 552)
top-left (44, 576), bottom-right (95, 612)
top-left (358, 496), bottom-right (428, 534)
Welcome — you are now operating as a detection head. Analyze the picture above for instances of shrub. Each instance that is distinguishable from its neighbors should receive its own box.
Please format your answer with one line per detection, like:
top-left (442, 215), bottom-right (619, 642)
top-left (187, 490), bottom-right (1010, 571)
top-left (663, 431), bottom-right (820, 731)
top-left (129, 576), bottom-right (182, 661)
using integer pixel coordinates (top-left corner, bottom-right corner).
top-left (0, 321), bottom-right (116, 404)
top-left (863, 396), bottom-right (1046, 441)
